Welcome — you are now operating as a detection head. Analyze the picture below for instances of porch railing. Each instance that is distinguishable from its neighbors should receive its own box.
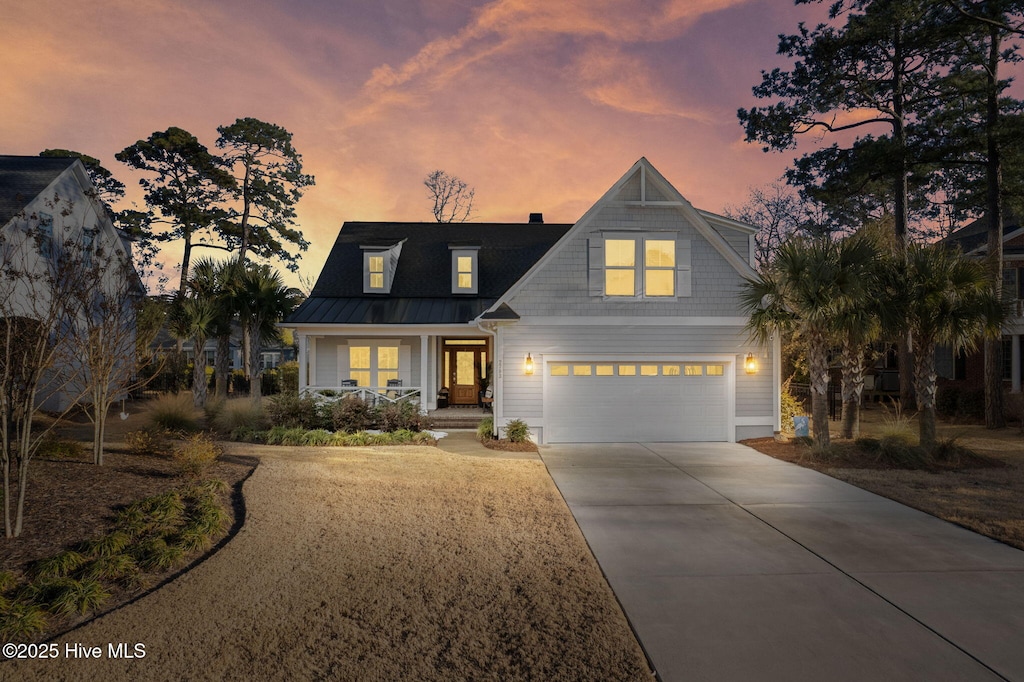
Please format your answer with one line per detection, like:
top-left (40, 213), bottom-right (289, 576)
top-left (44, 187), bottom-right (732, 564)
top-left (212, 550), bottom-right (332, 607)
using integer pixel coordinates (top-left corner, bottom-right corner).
top-left (303, 386), bottom-right (422, 406)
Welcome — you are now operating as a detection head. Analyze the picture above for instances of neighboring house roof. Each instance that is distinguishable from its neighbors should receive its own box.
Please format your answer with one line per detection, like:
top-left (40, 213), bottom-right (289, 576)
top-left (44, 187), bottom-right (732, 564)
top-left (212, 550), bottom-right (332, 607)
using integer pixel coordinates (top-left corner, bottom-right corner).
top-left (287, 222), bottom-right (572, 325)
top-left (0, 155), bottom-right (78, 226)
top-left (942, 214), bottom-right (1024, 257)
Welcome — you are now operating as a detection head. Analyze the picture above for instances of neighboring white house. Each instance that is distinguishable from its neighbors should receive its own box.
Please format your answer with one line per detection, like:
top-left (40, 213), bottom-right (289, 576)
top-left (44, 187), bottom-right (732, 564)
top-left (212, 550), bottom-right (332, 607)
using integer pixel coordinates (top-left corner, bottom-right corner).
top-left (0, 154), bottom-right (143, 410)
top-left (284, 158), bottom-right (780, 443)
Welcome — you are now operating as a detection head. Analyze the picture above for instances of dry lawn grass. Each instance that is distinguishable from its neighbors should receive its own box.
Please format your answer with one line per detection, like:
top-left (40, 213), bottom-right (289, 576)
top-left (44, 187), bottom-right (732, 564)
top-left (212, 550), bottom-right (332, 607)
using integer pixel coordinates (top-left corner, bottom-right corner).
top-left (5, 444), bottom-right (651, 681)
top-left (744, 405), bottom-right (1024, 551)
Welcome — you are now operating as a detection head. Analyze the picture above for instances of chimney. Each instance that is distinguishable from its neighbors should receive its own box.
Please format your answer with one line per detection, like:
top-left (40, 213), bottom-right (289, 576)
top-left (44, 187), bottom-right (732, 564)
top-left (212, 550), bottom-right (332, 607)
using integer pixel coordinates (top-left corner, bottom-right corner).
top-left (529, 213), bottom-right (543, 224)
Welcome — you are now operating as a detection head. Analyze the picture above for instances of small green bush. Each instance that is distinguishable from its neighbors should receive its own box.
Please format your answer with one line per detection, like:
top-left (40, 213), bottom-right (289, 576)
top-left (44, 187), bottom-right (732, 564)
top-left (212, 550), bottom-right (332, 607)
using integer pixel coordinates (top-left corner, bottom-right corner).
top-left (173, 433), bottom-right (222, 479)
top-left (0, 571), bottom-right (17, 594)
top-left (301, 429), bottom-right (335, 446)
top-left (31, 551), bottom-right (88, 581)
top-left (504, 419), bottom-right (531, 443)
top-left (78, 531), bottom-right (131, 559)
top-left (30, 577), bottom-right (110, 616)
top-left (478, 416), bottom-right (495, 441)
top-left (131, 538), bottom-right (185, 572)
top-left (147, 392), bottom-right (200, 432)
top-left (36, 438), bottom-right (86, 460)
top-left (79, 554), bottom-right (139, 583)
top-left (0, 600), bottom-right (47, 640)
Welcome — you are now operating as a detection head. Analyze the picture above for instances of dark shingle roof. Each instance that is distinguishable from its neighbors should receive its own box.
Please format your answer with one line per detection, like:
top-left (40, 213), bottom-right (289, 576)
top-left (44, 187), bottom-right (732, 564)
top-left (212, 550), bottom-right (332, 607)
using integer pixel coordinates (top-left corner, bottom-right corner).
top-left (287, 221), bottom-right (572, 325)
top-left (0, 155), bottom-right (78, 226)
top-left (943, 214), bottom-right (1023, 255)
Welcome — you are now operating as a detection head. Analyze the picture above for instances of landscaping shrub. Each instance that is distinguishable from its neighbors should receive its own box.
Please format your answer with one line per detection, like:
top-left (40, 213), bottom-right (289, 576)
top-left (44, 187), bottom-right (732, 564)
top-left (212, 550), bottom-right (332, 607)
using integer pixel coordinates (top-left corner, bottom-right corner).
top-left (203, 396), bottom-right (226, 424)
top-left (779, 378), bottom-right (803, 435)
top-left (147, 392), bottom-right (200, 432)
top-left (125, 428), bottom-right (167, 457)
top-left (0, 600), bottom-right (47, 640)
top-left (265, 392), bottom-right (329, 430)
top-left (279, 360), bottom-right (299, 394)
top-left (173, 433), bottom-right (222, 479)
top-left (932, 437), bottom-right (976, 465)
top-left (301, 429), bottom-right (336, 446)
top-left (28, 577), bottom-right (110, 617)
top-left (31, 551), bottom-right (88, 581)
top-left (478, 416), bottom-right (495, 441)
top-left (212, 398), bottom-right (268, 435)
top-left (36, 438), bottom-right (86, 460)
top-left (377, 400), bottom-right (433, 432)
top-left (504, 419), bottom-right (531, 443)
top-left (332, 395), bottom-right (375, 433)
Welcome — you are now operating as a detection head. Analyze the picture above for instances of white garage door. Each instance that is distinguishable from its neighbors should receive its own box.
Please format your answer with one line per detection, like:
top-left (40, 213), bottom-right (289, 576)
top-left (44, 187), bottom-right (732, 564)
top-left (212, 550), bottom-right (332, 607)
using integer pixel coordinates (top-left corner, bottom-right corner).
top-left (545, 360), bottom-right (730, 443)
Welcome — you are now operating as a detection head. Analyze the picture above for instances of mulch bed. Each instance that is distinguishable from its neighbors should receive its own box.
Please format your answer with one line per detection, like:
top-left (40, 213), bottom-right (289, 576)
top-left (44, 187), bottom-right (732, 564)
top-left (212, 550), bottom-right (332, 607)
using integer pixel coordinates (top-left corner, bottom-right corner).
top-left (740, 436), bottom-right (1006, 472)
top-left (481, 438), bottom-right (539, 452)
top-left (0, 447), bottom-right (256, 578)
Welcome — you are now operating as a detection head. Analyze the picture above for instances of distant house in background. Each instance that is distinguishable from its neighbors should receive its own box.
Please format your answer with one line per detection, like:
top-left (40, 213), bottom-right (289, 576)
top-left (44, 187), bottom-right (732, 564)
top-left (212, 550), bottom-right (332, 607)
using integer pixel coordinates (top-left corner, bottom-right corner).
top-left (940, 216), bottom-right (1024, 393)
top-left (0, 154), bottom-right (144, 410)
top-left (285, 158), bottom-right (779, 443)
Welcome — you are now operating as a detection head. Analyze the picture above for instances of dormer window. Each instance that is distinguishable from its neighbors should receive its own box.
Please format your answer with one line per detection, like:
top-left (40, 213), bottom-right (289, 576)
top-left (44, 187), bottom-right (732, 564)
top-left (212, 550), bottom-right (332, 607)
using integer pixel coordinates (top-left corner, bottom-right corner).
top-left (449, 245), bottom-right (479, 294)
top-left (368, 255), bottom-right (385, 289)
top-left (361, 240), bottom-right (404, 294)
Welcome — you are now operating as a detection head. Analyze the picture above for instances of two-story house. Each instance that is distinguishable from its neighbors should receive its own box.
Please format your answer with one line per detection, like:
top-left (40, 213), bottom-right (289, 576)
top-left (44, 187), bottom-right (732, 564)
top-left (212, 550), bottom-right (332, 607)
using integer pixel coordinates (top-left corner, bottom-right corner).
top-left (940, 216), bottom-right (1024, 393)
top-left (285, 158), bottom-right (780, 443)
top-left (0, 154), bottom-right (143, 410)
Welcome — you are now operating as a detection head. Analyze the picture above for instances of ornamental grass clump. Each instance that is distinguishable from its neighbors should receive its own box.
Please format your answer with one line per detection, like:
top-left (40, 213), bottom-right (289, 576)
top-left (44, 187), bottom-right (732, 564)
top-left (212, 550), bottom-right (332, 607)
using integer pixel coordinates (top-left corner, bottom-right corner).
top-left (147, 392), bottom-right (201, 432)
top-left (504, 419), bottom-right (531, 443)
top-left (173, 433), bottom-right (222, 479)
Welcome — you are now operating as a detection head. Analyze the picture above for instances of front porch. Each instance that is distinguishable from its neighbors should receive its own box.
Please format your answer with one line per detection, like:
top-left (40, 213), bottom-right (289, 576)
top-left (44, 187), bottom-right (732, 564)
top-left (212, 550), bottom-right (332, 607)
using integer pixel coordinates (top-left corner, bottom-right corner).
top-left (296, 330), bottom-right (494, 412)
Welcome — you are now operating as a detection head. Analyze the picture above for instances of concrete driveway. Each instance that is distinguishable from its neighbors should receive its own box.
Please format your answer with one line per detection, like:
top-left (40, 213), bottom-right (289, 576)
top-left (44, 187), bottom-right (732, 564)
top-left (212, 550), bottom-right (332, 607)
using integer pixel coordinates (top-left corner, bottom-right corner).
top-left (541, 442), bottom-right (1024, 682)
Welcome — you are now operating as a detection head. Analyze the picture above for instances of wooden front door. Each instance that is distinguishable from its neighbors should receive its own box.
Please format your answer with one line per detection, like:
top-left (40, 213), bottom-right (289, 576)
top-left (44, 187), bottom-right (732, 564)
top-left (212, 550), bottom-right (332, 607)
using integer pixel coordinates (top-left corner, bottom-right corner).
top-left (446, 346), bottom-right (482, 405)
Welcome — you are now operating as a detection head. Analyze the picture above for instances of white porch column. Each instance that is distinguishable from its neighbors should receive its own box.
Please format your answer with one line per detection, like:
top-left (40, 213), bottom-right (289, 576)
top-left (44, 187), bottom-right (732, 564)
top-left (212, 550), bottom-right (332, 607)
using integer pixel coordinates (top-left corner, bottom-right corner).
top-left (773, 333), bottom-right (782, 433)
top-left (309, 337), bottom-right (319, 389)
top-left (297, 332), bottom-right (307, 393)
top-left (420, 334), bottom-right (429, 413)
top-left (1013, 334), bottom-right (1021, 394)
top-left (493, 326), bottom-right (502, 438)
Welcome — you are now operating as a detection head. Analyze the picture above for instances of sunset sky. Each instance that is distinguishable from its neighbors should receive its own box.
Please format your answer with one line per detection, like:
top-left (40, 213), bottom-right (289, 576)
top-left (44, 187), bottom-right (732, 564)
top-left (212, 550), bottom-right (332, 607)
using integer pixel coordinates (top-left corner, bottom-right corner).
top-left (4, 0), bottom-right (842, 289)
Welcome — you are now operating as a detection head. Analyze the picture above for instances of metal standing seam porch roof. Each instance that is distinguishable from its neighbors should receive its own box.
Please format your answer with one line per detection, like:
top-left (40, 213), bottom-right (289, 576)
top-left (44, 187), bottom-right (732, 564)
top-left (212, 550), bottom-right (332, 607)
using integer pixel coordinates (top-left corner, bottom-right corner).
top-left (286, 221), bottom-right (572, 325)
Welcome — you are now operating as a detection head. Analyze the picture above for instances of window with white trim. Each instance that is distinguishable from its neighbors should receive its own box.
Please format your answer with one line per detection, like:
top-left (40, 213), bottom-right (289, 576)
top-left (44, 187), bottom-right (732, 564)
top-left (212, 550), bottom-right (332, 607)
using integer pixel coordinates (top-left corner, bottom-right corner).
top-left (361, 241), bottom-right (403, 294)
top-left (589, 234), bottom-right (690, 298)
top-left (346, 342), bottom-right (403, 388)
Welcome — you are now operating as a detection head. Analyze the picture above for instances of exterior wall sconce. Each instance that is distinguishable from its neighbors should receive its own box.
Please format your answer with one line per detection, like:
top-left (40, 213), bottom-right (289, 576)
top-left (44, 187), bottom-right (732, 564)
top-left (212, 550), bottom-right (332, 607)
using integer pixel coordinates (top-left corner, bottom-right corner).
top-left (744, 352), bottom-right (758, 375)
top-left (524, 353), bottom-right (534, 375)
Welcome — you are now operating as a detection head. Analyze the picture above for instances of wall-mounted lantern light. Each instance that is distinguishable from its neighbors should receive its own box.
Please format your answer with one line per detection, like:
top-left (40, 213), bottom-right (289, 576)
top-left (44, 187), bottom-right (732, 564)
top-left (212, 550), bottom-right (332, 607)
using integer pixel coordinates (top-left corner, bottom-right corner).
top-left (524, 353), bottom-right (534, 375)
top-left (744, 352), bottom-right (758, 375)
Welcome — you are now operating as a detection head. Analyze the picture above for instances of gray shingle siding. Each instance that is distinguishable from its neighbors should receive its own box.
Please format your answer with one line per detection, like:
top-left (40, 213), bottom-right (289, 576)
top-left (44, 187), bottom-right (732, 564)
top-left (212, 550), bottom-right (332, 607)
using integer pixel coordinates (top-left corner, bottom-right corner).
top-left (507, 205), bottom-right (749, 317)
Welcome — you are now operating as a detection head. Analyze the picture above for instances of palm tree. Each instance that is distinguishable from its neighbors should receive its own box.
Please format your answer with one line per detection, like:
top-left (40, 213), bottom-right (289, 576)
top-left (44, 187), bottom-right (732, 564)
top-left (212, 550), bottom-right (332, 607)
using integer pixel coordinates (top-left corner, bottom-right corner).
top-left (740, 236), bottom-right (871, 448)
top-left (830, 229), bottom-right (886, 439)
top-left (174, 296), bottom-right (218, 408)
top-left (885, 243), bottom-right (1002, 450)
top-left (190, 257), bottom-right (239, 399)
top-left (235, 263), bottom-right (300, 403)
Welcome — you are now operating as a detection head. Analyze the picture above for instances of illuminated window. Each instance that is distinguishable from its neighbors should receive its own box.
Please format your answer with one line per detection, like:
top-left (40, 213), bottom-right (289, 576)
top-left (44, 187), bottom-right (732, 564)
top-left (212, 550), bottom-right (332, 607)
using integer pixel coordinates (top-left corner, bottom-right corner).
top-left (684, 365), bottom-right (703, 376)
top-left (350, 347), bottom-right (371, 386)
top-left (368, 256), bottom-right (385, 289)
top-left (644, 240), bottom-right (675, 296)
top-left (377, 347), bottom-right (399, 386)
top-left (550, 365), bottom-right (569, 376)
top-left (707, 365), bottom-right (725, 376)
top-left (618, 365), bottom-right (636, 376)
top-left (663, 365), bottom-right (680, 376)
top-left (605, 239), bottom-right (635, 296)
top-left (348, 343), bottom-right (401, 387)
top-left (640, 365), bottom-right (658, 376)
top-left (457, 257), bottom-right (473, 289)
top-left (573, 365), bottom-right (592, 376)
top-left (595, 365), bottom-right (614, 376)
top-left (450, 247), bottom-right (479, 293)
